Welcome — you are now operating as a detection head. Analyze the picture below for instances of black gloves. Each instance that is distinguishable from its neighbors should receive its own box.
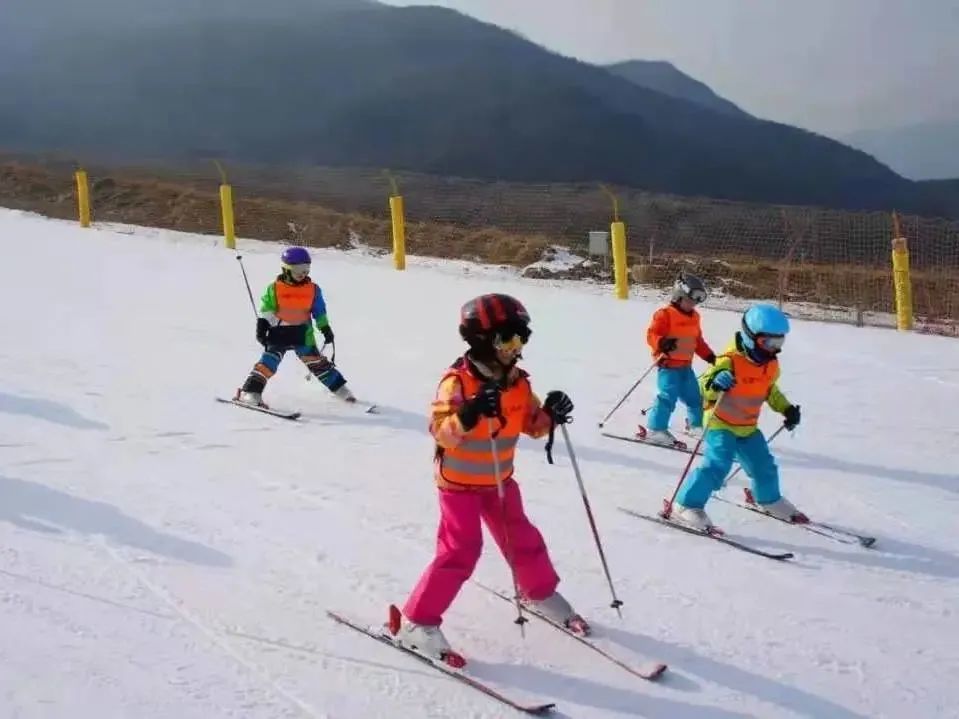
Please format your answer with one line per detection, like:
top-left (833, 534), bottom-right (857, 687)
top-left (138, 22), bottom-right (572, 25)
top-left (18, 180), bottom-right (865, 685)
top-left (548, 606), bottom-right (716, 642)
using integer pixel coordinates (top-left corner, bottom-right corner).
top-left (458, 386), bottom-right (575, 431)
top-left (320, 325), bottom-right (335, 344)
top-left (657, 337), bottom-right (678, 354)
top-left (458, 382), bottom-right (502, 431)
top-left (256, 318), bottom-right (270, 346)
top-left (705, 352), bottom-right (717, 365)
top-left (783, 404), bottom-right (801, 430)
top-left (543, 390), bottom-right (574, 424)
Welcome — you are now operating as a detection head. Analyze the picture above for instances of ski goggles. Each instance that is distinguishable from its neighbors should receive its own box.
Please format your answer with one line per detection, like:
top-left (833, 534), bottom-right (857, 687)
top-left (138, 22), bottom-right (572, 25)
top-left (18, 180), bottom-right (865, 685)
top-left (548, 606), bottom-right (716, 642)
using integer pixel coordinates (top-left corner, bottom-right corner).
top-left (283, 262), bottom-right (311, 281)
top-left (493, 323), bottom-right (532, 354)
top-left (687, 287), bottom-right (707, 304)
top-left (756, 334), bottom-right (786, 352)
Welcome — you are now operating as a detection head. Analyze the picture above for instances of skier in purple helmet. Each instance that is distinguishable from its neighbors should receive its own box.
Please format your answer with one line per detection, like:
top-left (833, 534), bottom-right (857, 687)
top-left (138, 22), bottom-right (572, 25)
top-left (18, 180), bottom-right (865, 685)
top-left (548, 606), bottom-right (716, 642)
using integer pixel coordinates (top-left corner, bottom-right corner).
top-left (235, 247), bottom-right (356, 407)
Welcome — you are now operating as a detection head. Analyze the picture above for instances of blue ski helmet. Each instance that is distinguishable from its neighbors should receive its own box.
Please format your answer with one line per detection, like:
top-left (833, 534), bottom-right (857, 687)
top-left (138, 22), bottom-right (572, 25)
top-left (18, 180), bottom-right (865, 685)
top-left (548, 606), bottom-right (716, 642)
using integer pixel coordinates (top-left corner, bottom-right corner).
top-left (741, 304), bottom-right (790, 361)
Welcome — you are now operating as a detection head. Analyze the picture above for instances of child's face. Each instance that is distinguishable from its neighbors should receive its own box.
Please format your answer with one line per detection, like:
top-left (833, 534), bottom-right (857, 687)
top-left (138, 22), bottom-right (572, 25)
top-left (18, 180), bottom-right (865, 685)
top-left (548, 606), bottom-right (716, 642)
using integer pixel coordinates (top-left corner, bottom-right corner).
top-left (678, 296), bottom-right (697, 312)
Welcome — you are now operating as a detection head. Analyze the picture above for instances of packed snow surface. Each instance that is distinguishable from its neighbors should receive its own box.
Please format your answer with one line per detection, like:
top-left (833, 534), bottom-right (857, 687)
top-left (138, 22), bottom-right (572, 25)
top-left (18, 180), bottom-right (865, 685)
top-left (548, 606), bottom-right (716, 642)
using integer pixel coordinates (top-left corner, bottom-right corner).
top-left (1, 208), bottom-right (957, 718)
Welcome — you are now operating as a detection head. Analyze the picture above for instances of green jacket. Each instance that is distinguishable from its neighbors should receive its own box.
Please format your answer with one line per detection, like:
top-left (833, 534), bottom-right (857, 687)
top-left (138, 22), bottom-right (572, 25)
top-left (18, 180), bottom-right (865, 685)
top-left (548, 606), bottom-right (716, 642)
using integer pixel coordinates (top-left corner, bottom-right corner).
top-left (259, 279), bottom-right (330, 349)
top-left (701, 335), bottom-right (791, 437)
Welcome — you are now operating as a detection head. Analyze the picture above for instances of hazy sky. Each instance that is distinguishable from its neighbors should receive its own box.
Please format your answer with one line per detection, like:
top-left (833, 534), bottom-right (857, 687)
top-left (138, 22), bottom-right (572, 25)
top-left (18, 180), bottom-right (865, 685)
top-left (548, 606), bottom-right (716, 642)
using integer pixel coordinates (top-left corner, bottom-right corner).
top-left (382, 0), bottom-right (959, 137)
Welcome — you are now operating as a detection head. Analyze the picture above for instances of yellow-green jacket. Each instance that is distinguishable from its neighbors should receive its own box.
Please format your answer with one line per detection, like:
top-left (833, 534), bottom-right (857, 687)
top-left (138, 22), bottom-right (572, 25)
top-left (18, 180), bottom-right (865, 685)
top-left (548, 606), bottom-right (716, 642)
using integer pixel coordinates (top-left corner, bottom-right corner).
top-left (701, 335), bottom-right (792, 437)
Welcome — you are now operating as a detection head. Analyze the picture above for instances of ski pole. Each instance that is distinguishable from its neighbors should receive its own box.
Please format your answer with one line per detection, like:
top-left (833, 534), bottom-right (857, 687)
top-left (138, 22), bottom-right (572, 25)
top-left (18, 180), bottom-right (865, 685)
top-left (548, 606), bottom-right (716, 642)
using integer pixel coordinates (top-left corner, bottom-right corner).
top-left (236, 255), bottom-right (257, 318)
top-left (659, 391), bottom-right (725, 520)
top-left (598, 356), bottom-right (661, 428)
top-left (559, 422), bottom-right (623, 617)
top-left (721, 423), bottom-right (788, 488)
top-left (488, 417), bottom-right (528, 635)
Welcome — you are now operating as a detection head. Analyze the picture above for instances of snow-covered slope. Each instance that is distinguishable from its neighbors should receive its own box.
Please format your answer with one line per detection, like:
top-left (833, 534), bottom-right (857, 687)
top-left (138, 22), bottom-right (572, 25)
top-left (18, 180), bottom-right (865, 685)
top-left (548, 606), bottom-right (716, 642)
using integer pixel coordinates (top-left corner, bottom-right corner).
top-left (1, 208), bottom-right (957, 718)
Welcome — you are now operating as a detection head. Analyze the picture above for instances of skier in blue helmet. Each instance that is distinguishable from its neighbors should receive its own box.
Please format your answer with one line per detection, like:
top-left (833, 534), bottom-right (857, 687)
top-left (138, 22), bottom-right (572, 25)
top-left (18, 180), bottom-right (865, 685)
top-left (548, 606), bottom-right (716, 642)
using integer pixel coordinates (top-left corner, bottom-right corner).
top-left (235, 246), bottom-right (356, 408)
top-left (666, 303), bottom-right (807, 531)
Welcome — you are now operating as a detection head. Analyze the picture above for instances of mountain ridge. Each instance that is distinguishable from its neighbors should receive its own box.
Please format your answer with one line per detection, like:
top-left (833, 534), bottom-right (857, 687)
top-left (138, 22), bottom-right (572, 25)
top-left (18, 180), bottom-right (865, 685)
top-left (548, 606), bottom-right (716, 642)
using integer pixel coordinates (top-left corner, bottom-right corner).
top-left (0, 1), bottom-right (954, 215)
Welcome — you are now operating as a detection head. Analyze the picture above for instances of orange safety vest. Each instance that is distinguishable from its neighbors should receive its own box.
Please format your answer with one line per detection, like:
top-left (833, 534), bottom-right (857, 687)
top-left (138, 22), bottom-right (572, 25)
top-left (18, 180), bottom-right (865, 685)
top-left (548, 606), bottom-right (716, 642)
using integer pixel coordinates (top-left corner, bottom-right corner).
top-left (655, 305), bottom-right (702, 367)
top-left (435, 365), bottom-right (532, 489)
top-left (712, 352), bottom-right (779, 427)
top-left (274, 280), bottom-right (315, 325)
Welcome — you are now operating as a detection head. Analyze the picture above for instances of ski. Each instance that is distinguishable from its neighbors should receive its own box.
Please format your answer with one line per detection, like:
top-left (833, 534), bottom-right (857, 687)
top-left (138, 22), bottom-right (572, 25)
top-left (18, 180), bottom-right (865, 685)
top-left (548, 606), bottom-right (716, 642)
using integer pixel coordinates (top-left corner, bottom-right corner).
top-left (215, 397), bottom-right (301, 420)
top-left (326, 610), bottom-right (556, 716)
top-left (618, 507), bottom-right (795, 561)
top-left (714, 493), bottom-right (876, 548)
top-left (351, 401), bottom-right (379, 414)
top-left (808, 520), bottom-right (876, 548)
top-left (473, 582), bottom-right (668, 681)
top-left (304, 373), bottom-right (378, 413)
top-left (601, 432), bottom-right (701, 456)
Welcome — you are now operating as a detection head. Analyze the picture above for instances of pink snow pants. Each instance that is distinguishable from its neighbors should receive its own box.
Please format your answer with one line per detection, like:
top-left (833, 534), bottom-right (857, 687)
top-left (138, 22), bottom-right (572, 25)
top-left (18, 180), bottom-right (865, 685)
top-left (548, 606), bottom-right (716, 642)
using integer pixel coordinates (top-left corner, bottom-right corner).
top-left (403, 479), bottom-right (560, 626)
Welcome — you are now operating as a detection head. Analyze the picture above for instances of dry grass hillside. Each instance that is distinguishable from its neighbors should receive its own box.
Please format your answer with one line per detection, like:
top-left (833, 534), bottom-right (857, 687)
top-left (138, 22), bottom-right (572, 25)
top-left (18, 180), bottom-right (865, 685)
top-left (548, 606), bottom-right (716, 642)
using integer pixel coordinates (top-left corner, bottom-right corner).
top-left (1, 157), bottom-right (957, 334)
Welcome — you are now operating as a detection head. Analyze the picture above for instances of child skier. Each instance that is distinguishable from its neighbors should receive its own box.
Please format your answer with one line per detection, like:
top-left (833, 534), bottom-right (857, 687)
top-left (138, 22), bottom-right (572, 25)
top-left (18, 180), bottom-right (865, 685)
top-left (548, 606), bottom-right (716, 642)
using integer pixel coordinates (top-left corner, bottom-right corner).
top-left (643, 273), bottom-right (716, 446)
top-left (393, 293), bottom-right (585, 667)
top-left (669, 303), bottom-right (806, 531)
top-left (235, 246), bottom-right (356, 407)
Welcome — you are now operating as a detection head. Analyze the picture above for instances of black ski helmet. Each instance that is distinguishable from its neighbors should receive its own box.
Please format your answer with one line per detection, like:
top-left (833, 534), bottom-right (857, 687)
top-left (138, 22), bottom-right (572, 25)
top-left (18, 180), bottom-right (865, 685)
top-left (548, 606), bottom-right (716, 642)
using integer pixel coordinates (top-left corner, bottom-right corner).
top-left (459, 294), bottom-right (532, 360)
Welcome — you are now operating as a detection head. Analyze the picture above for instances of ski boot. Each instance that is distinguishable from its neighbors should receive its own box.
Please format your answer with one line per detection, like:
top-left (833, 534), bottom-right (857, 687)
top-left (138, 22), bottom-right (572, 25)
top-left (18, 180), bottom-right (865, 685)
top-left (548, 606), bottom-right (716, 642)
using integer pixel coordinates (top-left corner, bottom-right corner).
top-left (756, 495), bottom-right (810, 524)
top-left (523, 591), bottom-right (590, 636)
top-left (334, 385), bottom-right (357, 404)
top-left (389, 605), bottom-right (466, 668)
top-left (670, 503), bottom-right (716, 532)
top-left (644, 429), bottom-right (688, 450)
top-left (234, 388), bottom-right (269, 409)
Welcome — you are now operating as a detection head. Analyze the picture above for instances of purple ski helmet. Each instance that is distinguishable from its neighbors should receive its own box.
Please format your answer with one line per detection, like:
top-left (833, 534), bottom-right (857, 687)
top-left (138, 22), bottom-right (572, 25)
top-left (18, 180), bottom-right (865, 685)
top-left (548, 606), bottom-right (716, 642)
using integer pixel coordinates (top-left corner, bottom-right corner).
top-left (281, 246), bottom-right (311, 265)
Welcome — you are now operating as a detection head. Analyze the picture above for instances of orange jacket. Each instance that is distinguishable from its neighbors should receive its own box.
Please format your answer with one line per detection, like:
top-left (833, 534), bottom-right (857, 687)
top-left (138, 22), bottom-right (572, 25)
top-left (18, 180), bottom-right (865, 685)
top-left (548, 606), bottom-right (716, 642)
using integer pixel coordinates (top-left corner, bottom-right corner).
top-left (430, 356), bottom-right (553, 490)
top-left (711, 352), bottom-right (781, 427)
top-left (646, 304), bottom-right (714, 368)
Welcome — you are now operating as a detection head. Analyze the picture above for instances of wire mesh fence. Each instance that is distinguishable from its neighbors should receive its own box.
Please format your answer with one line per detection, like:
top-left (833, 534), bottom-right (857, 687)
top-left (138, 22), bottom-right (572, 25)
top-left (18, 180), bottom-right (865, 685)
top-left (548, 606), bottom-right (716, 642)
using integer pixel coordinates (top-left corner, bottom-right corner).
top-left (2, 151), bottom-right (957, 335)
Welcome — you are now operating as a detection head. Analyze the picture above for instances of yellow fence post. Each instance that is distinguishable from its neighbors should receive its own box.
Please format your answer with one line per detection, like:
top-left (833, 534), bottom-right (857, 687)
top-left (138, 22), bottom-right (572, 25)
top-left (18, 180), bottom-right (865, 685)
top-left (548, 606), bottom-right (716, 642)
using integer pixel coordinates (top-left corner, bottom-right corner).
top-left (74, 168), bottom-right (91, 228)
top-left (891, 212), bottom-right (913, 331)
top-left (602, 184), bottom-right (628, 299)
top-left (385, 171), bottom-right (406, 270)
top-left (611, 221), bottom-right (628, 299)
top-left (215, 160), bottom-right (236, 250)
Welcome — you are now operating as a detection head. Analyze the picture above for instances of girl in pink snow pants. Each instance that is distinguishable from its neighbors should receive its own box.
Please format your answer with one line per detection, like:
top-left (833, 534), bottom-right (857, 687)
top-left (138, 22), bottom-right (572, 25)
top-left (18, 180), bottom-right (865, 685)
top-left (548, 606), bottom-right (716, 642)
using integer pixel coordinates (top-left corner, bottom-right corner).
top-left (399, 294), bottom-right (583, 657)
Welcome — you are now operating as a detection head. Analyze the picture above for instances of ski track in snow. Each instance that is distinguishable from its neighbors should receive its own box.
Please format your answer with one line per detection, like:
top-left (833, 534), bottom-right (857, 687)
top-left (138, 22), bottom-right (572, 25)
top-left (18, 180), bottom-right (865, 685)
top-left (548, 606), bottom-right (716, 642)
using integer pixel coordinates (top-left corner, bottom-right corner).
top-left (1, 208), bottom-right (957, 718)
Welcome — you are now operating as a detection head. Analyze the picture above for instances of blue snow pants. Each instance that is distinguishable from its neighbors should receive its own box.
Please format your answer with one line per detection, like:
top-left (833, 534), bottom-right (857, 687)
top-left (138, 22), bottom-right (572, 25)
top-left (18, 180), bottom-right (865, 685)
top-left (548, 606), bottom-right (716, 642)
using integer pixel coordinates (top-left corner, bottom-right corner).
top-left (254, 344), bottom-right (346, 392)
top-left (646, 365), bottom-right (703, 431)
top-left (675, 428), bottom-right (781, 509)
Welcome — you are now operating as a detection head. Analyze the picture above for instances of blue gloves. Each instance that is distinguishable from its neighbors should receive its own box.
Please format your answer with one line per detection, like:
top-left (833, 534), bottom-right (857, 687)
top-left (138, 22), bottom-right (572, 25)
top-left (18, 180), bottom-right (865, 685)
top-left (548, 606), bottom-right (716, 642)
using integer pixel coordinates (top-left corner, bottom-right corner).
top-left (711, 369), bottom-right (736, 391)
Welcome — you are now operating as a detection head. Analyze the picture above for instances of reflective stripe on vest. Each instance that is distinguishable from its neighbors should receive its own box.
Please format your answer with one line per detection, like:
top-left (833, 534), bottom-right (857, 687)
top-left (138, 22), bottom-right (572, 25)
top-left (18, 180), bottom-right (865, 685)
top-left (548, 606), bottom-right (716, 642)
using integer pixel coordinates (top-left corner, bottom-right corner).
top-left (659, 306), bottom-right (701, 364)
top-left (437, 368), bottom-right (530, 488)
top-left (443, 435), bottom-right (520, 479)
top-left (713, 353), bottom-right (778, 427)
top-left (274, 281), bottom-right (315, 325)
